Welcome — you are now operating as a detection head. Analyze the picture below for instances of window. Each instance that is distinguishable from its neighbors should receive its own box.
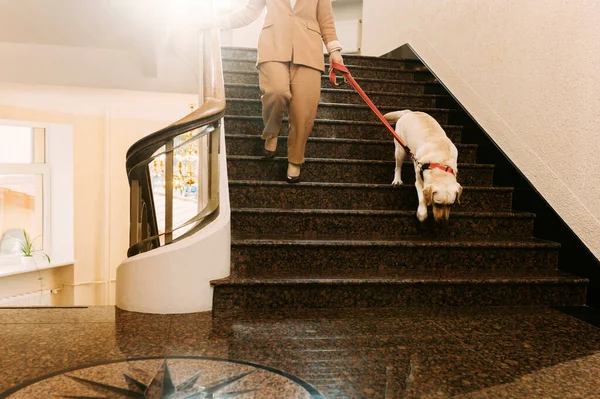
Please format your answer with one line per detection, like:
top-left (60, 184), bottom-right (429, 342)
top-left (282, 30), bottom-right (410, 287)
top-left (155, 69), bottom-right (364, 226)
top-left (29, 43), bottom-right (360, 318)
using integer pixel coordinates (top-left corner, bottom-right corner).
top-left (0, 121), bottom-right (73, 269)
top-left (0, 126), bottom-right (49, 259)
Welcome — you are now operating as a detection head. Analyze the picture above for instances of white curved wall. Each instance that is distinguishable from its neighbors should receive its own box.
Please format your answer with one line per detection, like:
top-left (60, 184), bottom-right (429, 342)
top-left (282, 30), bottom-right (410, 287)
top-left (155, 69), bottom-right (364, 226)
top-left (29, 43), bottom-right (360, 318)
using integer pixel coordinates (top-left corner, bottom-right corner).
top-left (362, 0), bottom-right (600, 260)
top-left (115, 124), bottom-right (230, 314)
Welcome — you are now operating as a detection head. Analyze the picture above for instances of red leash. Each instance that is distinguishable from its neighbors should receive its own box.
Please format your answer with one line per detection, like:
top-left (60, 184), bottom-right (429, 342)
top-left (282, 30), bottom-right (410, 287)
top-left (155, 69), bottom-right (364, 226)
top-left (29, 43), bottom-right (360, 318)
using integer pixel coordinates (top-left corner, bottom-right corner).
top-left (328, 62), bottom-right (456, 177)
top-left (328, 62), bottom-right (415, 160)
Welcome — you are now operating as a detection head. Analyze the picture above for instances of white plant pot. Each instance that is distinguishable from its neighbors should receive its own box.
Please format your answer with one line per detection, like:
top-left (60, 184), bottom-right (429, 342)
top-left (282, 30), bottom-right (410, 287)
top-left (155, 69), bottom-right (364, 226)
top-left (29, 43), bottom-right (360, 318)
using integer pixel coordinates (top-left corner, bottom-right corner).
top-left (21, 256), bottom-right (37, 269)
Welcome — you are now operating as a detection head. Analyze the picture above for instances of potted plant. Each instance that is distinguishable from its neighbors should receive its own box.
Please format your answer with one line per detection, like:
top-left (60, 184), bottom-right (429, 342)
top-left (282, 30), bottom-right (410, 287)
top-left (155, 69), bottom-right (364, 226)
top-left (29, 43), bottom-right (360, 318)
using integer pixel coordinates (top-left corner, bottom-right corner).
top-left (13, 229), bottom-right (51, 269)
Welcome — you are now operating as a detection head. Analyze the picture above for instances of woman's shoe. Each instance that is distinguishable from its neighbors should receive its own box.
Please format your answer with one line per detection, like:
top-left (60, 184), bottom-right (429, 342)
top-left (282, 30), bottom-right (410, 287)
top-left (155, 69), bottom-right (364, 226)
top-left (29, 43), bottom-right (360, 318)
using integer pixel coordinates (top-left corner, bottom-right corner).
top-left (286, 175), bottom-right (301, 184)
top-left (263, 137), bottom-right (277, 160)
top-left (286, 162), bottom-right (301, 184)
top-left (263, 148), bottom-right (276, 160)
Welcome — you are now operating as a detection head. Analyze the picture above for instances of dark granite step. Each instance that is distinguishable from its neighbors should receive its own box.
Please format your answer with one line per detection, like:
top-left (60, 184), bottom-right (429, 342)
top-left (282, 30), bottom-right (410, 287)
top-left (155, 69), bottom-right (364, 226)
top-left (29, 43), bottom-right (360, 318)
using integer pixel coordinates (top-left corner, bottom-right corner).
top-left (227, 156), bottom-right (494, 186)
top-left (213, 48), bottom-right (590, 317)
top-left (211, 270), bottom-right (587, 317)
top-left (231, 209), bottom-right (535, 240)
top-left (223, 58), bottom-right (435, 81)
top-left (225, 84), bottom-right (458, 109)
top-left (224, 115), bottom-right (463, 143)
top-left (222, 46), bottom-right (426, 69)
top-left (229, 237), bottom-right (560, 275)
top-left (225, 134), bottom-right (477, 162)
top-left (226, 98), bottom-right (454, 124)
top-left (229, 181), bottom-right (513, 211)
top-left (224, 71), bottom-right (446, 94)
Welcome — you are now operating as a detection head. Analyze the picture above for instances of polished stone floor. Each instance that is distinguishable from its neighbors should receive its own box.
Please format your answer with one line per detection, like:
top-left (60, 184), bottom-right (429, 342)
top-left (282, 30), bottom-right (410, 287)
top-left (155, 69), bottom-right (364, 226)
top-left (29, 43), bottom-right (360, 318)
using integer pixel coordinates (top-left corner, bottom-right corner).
top-left (1, 306), bottom-right (600, 398)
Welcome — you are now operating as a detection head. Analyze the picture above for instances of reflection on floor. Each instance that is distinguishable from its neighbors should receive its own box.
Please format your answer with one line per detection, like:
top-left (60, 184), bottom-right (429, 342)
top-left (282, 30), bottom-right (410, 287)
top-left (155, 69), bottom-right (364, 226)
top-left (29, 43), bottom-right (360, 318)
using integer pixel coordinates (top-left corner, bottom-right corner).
top-left (1, 306), bottom-right (600, 398)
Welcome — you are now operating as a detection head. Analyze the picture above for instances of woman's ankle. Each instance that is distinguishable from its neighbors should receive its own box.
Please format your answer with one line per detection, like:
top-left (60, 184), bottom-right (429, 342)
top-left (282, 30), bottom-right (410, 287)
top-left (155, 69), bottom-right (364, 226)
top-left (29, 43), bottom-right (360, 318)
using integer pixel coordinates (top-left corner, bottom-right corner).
top-left (287, 162), bottom-right (301, 177)
top-left (264, 137), bottom-right (278, 152)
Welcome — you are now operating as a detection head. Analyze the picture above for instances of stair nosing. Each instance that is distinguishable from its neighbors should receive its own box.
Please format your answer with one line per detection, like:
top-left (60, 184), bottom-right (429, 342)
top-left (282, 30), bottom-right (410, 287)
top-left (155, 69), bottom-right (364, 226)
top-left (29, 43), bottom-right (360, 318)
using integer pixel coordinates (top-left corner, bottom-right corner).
top-left (230, 208), bottom-right (535, 219)
top-left (225, 83), bottom-right (450, 99)
top-left (223, 58), bottom-right (431, 74)
top-left (224, 115), bottom-right (464, 129)
top-left (228, 154), bottom-right (492, 168)
top-left (224, 70), bottom-right (440, 85)
top-left (227, 98), bottom-right (453, 113)
top-left (228, 180), bottom-right (513, 191)
top-left (212, 275), bottom-right (587, 286)
top-left (225, 133), bottom-right (477, 147)
top-left (231, 238), bottom-right (560, 249)
top-left (221, 46), bottom-right (424, 63)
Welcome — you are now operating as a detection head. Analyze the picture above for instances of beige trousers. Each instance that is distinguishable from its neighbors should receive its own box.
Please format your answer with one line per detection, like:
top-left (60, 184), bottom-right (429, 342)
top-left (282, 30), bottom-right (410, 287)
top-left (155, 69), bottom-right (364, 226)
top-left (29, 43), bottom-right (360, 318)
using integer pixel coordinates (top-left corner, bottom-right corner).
top-left (258, 62), bottom-right (322, 165)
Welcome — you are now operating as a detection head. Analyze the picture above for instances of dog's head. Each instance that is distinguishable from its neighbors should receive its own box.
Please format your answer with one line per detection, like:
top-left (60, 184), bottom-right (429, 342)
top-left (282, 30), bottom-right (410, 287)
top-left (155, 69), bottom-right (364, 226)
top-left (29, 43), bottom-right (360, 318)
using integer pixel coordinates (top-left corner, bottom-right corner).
top-left (423, 181), bottom-right (462, 221)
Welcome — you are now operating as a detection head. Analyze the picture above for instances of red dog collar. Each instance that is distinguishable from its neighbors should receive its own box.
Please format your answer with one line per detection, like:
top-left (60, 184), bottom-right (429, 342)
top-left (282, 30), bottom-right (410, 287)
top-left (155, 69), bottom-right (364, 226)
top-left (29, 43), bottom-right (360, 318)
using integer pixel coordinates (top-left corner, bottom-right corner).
top-left (419, 163), bottom-right (455, 181)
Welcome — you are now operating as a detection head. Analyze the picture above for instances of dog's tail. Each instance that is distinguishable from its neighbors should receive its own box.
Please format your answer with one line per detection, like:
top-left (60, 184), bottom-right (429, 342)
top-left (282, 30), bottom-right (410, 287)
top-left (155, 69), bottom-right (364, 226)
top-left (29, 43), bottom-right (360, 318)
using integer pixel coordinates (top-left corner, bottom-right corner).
top-left (383, 110), bottom-right (412, 124)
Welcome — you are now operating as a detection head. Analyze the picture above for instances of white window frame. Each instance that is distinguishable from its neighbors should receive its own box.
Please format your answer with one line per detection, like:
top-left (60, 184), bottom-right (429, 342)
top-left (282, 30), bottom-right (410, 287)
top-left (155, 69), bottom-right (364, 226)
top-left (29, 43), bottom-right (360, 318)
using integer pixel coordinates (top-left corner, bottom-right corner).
top-left (0, 120), bottom-right (73, 269)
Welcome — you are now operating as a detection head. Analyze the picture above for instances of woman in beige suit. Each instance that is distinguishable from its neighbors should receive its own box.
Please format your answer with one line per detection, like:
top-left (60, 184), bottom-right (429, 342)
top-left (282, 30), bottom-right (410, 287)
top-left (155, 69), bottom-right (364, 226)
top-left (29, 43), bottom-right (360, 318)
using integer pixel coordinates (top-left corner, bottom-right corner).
top-left (219, 0), bottom-right (344, 183)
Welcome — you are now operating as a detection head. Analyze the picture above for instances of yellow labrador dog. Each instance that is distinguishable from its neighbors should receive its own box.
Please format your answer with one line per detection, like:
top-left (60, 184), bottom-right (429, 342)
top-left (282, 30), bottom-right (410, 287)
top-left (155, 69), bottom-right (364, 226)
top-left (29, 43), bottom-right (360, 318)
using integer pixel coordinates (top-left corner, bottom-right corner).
top-left (384, 110), bottom-right (462, 222)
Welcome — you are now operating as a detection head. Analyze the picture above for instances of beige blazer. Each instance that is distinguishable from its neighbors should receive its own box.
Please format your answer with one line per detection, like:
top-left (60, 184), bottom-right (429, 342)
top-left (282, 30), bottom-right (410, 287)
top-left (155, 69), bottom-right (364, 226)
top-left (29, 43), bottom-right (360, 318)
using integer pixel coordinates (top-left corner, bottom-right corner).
top-left (223, 0), bottom-right (342, 72)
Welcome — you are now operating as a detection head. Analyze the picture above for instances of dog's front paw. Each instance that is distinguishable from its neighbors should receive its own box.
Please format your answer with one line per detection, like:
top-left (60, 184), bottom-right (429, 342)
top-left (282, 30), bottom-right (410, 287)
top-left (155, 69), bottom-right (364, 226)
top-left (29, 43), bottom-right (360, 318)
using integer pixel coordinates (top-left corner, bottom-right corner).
top-left (391, 178), bottom-right (403, 186)
top-left (417, 205), bottom-right (428, 222)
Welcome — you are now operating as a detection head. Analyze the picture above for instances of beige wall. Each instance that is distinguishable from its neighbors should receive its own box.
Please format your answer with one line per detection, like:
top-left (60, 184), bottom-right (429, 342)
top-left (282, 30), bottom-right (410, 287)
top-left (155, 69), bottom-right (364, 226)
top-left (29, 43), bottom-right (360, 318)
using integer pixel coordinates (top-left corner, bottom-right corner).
top-left (331, 0), bottom-right (362, 21)
top-left (362, 0), bottom-right (600, 260)
top-left (220, 0), bottom-right (363, 51)
top-left (0, 83), bottom-right (196, 304)
top-left (0, 264), bottom-right (73, 305)
top-left (220, 0), bottom-right (265, 49)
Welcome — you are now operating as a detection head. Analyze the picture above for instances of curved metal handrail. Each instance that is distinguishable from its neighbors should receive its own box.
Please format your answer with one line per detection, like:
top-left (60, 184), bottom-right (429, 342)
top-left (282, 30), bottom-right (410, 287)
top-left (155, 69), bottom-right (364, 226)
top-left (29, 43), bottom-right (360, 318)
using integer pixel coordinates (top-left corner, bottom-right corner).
top-left (125, 98), bottom-right (225, 174)
top-left (126, 28), bottom-right (226, 257)
top-left (127, 120), bottom-right (218, 178)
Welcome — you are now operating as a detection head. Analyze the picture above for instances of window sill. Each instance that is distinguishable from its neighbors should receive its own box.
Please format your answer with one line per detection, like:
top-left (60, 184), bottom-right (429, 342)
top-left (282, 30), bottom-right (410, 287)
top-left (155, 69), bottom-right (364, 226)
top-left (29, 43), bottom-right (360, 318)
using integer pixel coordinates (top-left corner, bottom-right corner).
top-left (0, 260), bottom-right (74, 278)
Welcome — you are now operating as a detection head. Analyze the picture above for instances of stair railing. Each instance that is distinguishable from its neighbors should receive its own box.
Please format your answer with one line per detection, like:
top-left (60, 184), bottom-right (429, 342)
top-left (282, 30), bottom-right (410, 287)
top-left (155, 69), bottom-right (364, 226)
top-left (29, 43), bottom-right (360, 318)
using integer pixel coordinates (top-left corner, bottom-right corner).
top-left (125, 28), bottom-right (225, 257)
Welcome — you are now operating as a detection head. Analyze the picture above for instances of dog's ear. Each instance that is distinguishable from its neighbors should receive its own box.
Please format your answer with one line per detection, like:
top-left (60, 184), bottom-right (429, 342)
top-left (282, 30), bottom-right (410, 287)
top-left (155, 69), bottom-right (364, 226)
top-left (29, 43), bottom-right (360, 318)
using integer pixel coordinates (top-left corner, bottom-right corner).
top-left (456, 184), bottom-right (463, 204)
top-left (423, 186), bottom-right (433, 206)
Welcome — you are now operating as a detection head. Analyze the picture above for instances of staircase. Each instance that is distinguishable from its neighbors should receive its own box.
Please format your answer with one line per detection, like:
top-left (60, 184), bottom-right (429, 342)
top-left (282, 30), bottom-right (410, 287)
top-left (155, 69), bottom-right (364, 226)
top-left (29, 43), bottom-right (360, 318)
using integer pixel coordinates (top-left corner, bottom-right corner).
top-left (211, 47), bottom-right (587, 318)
